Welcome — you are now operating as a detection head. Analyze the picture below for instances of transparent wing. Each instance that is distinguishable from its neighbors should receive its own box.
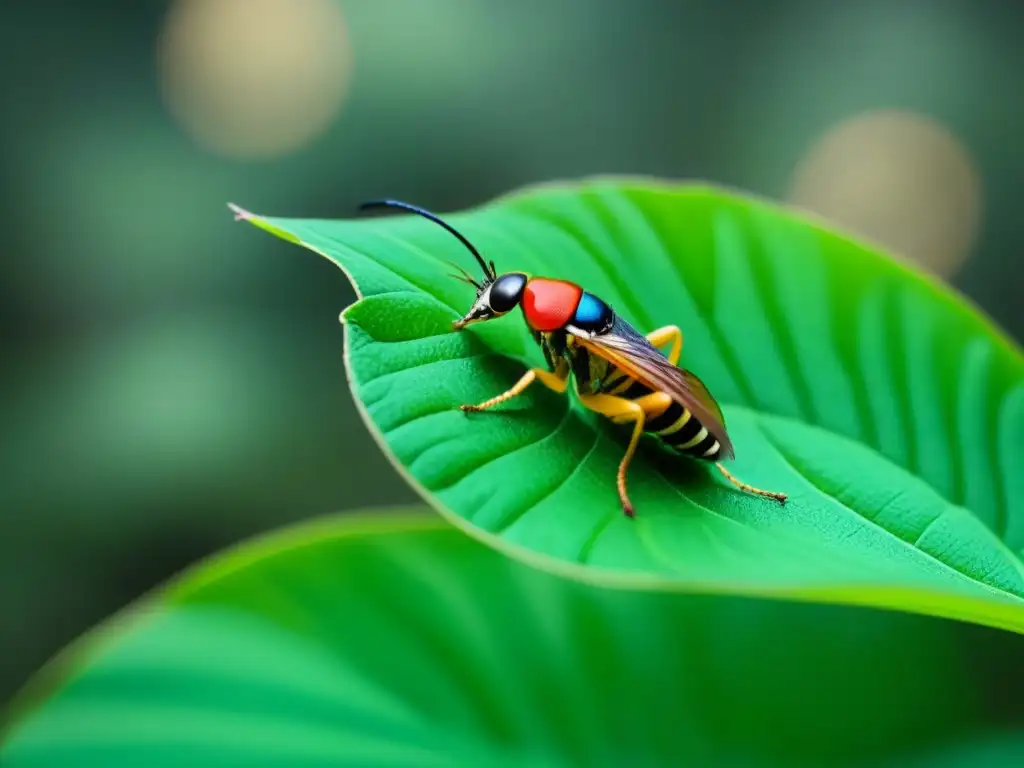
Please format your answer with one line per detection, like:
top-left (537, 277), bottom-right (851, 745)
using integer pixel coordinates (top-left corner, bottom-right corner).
top-left (569, 317), bottom-right (735, 459)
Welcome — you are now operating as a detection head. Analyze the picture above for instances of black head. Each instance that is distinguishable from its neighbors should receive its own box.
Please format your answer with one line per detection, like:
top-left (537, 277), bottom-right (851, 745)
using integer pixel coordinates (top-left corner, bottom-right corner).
top-left (453, 271), bottom-right (528, 329)
top-left (358, 199), bottom-right (526, 330)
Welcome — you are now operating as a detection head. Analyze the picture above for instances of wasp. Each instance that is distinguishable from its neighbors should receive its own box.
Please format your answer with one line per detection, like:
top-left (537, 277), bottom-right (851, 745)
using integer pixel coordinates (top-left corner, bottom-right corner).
top-left (359, 199), bottom-right (787, 517)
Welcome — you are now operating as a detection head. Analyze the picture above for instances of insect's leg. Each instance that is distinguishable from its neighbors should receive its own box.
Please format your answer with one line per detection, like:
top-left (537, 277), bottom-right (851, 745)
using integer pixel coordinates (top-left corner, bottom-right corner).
top-left (645, 325), bottom-right (683, 366)
top-left (460, 367), bottom-right (568, 413)
top-left (715, 463), bottom-right (787, 504)
top-left (578, 393), bottom-right (663, 518)
top-left (628, 392), bottom-right (674, 420)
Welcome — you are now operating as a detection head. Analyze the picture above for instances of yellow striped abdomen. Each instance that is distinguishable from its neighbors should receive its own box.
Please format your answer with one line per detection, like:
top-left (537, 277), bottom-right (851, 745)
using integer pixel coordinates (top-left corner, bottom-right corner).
top-left (600, 368), bottom-right (722, 461)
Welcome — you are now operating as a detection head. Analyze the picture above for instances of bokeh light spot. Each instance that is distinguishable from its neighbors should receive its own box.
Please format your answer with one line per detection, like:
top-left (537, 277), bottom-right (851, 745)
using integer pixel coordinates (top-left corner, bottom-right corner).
top-left (157, 0), bottom-right (352, 159)
top-left (788, 110), bottom-right (982, 278)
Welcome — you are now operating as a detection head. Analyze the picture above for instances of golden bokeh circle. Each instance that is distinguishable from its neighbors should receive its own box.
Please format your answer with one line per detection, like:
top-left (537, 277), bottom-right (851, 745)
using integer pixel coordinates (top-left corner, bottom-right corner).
top-left (158, 0), bottom-right (353, 159)
top-left (788, 110), bottom-right (982, 278)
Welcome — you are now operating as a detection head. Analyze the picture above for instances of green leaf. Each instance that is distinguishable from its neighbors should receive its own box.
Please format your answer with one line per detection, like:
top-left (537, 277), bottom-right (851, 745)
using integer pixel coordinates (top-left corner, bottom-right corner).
top-left (227, 178), bottom-right (1024, 634)
top-left (3, 510), bottom-right (1021, 766)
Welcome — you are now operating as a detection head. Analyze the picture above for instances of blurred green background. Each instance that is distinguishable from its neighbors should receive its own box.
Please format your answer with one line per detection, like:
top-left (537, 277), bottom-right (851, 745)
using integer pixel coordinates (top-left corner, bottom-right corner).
top-left (1, 0), bottom-right (1023, 713)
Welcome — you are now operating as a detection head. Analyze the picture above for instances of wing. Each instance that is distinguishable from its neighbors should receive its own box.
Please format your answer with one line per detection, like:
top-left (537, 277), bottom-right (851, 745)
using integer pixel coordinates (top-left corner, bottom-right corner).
top-left (568, 317), bottom-right (735, 459)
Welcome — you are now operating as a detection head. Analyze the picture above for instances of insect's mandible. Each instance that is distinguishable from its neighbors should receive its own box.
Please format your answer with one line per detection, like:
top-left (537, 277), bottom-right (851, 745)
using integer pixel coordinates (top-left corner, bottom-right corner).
top-left (359, 199), bottom-right (787, 518)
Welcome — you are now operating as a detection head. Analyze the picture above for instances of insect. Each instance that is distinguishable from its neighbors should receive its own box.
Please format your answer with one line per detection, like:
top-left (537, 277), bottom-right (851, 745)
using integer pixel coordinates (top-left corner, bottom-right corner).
top-left (358, 199), bottom-right (787, 517)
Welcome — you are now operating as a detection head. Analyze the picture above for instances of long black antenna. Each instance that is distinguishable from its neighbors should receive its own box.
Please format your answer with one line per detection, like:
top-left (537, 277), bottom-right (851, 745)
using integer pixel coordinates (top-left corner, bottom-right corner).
top-left (358, 199), bottom-right (496, 283)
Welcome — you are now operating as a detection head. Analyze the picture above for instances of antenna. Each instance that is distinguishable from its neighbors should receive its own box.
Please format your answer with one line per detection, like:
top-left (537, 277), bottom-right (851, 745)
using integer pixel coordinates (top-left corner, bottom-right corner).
top-left (358, 199), bottom-right (496, 283)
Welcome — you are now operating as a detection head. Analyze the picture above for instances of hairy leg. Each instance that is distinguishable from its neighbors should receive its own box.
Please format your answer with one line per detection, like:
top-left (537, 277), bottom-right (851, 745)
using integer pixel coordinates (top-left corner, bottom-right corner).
top-left (459, 367), bottom-right (568, 412)
top-left (577, 391), bottom-right (671, 517)
top-left (715, 463), bottom-right (787, 504)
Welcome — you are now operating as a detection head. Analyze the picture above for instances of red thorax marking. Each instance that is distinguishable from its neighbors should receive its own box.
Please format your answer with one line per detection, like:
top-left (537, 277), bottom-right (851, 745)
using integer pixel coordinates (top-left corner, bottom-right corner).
top-left (521, 278), bottom-right (583, 332)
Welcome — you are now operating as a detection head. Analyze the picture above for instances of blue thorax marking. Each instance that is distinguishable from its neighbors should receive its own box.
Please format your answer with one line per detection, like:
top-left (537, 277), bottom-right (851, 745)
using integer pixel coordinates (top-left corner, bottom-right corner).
top-left (573, 292), bottom-right (607, 326)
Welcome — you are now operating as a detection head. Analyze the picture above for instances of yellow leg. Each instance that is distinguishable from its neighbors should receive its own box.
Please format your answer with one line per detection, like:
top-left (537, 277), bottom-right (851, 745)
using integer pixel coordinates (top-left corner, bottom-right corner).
top-left (625, 392), bottom-right (674, 422)
top-left (646, 325), bottom-right (683, 366)
top-left (460, 367), bottom-right (568, 412)
top-left (716, 463), bottom-right (787, 504)
top-left (577, 392), bottom-right (672, 518)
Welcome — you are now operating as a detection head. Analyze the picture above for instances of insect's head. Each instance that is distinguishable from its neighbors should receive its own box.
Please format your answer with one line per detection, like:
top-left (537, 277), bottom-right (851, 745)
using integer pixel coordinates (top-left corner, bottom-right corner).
top-left (358, 199), bottom-right (527, 330)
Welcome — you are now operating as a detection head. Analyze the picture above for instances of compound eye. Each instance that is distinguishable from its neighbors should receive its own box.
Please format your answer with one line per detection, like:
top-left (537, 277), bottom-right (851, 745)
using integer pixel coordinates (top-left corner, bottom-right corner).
top-left (489, 273), bottom-right (527, 314)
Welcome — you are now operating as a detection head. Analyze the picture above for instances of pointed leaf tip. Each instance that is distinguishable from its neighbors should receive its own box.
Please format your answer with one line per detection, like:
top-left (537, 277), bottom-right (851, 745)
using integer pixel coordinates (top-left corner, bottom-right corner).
top-left (227, 202), bottom-right (252, 222)
top-left (226, 204), bottom-right (302, 245)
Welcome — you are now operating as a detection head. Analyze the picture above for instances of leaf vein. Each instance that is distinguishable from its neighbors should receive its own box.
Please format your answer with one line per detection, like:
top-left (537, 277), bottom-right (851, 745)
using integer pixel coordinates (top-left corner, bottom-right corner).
top-left (756, 419), bottom-right (1021, 600)
top-left (736, 211), bottom-right (816, 423)
top-left (608, 189), bottom-right (759, 406)
top-left (432, 403), bottom-right (576, 496)
top-left (359, 352), bottom-right (498, 390)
